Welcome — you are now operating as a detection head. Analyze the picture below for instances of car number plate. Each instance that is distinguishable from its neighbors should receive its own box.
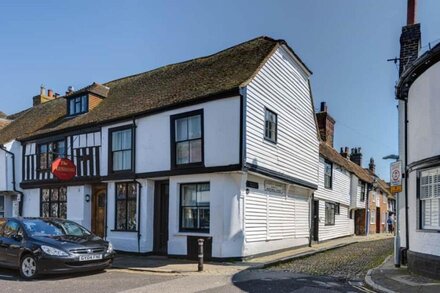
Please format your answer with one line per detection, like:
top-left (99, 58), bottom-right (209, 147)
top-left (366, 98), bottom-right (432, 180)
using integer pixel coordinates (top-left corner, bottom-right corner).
top-left (79, 254), bottom-right (103, 261)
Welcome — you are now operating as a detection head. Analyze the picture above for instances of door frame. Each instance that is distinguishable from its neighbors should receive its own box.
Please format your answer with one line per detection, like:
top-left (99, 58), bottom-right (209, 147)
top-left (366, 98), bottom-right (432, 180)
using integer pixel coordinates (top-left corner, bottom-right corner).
top-left (153, 180), bottom-right (169, 255)
top-left (91, 184), bottom-right (107, 238)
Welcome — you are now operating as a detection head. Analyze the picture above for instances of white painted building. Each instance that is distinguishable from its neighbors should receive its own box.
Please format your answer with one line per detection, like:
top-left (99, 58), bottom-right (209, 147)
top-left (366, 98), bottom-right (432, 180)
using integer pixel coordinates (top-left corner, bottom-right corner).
top-left (0, 36), bottom-right (320, 259)
top-left (396, 21), bottom-right (440, 277)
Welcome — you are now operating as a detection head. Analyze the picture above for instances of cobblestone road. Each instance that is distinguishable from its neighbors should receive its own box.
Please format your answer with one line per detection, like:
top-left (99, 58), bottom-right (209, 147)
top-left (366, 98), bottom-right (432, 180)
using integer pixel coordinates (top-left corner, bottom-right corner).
top-left (269, 238), bottom-right (394, 281)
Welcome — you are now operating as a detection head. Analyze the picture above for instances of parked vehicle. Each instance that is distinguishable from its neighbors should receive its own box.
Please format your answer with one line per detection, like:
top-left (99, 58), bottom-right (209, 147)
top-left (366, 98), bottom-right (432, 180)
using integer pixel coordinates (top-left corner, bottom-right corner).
top-left (0, 217), bottom-right (115, 279)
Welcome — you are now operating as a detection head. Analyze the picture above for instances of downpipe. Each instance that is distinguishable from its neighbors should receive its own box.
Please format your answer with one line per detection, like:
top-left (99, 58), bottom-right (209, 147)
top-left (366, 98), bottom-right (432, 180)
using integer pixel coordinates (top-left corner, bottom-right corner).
top-left (0, 144), bottom-right (24, 216)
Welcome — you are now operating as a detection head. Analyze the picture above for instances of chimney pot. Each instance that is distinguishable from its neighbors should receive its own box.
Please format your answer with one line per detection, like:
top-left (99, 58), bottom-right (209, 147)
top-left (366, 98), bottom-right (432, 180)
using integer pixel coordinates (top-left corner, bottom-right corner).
top-left (40, 84), bottom-right (46, 96)
top-left (407, 0), bottom-right (417, 25)
top-left (320, 102), bottom-right (327, 112)
top-left (48, 89), bottom-right (53, 97)
top-left (350, 147), bottom-right (363, 166)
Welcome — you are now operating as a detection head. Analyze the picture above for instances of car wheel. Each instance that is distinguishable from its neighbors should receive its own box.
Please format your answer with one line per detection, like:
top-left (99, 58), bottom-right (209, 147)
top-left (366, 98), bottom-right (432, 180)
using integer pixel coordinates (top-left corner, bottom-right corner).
top-left (20, 255), bottom-right (38, 280)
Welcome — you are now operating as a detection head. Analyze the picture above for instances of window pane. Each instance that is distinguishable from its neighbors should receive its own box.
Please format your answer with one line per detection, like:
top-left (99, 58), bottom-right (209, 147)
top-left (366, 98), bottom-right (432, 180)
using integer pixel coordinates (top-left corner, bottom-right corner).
top-left (81, 96), bottom-right (88, 112)
top-left (42, 189), bottom-right (50, 202)
top-left (181, 207), bottom-right (197, 229)
top-left (57, 141), bottom-right (66, 158)
top-left (175, 118), bottom-right (188, 142)
top-left (198, 183), bottom-right (210, 206)
top-left (122, 150), bottom-right (132, 170)
top-left (121, 129), bottom-right (132, 150)
top-left (59, 187), bottom-right (67, 201)
top-left (50, 203), bottom-right (59, 217)
top-left (188, 115), bottom-right (201, 139)
top-left (199, 208), bottom-right (210, 230)
top-left (127, 200), bottom-right (137, 230)
top-left (113, 152), bottom-right (123, 171)
top-left (116, 184), bottom-right (126, 200)
top-left (116, 201), bottom-right (127, 230)
top-left (189, 139), bottom-right (202, 163)
top-left (42, 203), bottom-right (50, 217)
top-left (51, 188), bottom-right (59, 201)
top-left (176, 142), bottom-right (189, 165)
top-left (182, 184), bottom-right (197, 205)
top-left (112, 131), bottom-right (123, 151)
top-left (69, 99), bottom-right (75, 114)
top-left (0, 196), bottom-right (4, 212)
top-left (128, 183), bottom-right (137, 199)
top-left (59, 203), bottom-right (67, 219)
top-left (40, 153), bottom-right (48, 169)
top-left (75, 100), bottom-right (81, 113)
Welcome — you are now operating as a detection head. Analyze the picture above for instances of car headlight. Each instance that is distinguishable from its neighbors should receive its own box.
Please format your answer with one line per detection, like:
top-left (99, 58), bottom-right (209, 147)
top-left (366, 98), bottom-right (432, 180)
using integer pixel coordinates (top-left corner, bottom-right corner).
top-left (41, 245), bottom-right (69, 256)
top-left (107, 242), bottom-right (113, 253)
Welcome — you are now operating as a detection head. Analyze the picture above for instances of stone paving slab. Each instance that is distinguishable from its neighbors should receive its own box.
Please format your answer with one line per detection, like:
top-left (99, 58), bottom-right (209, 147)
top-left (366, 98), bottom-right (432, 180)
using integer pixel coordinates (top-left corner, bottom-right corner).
top-left (366, 254), bottom-right (440, 293)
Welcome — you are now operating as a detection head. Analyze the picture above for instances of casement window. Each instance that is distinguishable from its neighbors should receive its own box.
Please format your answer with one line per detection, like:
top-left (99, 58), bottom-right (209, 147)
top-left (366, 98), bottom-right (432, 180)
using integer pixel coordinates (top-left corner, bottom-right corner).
top-left (370, 210), bottom-right (376, 224)
top-left (110, 126), bottom-right (133, 172)
top-left (359, 181), bottom-right (366, 202)
top-left (324, 160), bottom-right (333, 189)
top-left (115, 182), bottom-right (137, 231)
top-left (68, 95), bottom-right (88, 116)
top-left (171, 110), bottom-right (203, 167)
top-left (264, 108), bottom-right (277, 143)
top-left (0, 196), bottom-right (4, 217)
top-left (419, 167), bottom-right (440, 230)
top-left (180, 183), bottom-right (210, 232)
top-left (38, 140), bottom-right (66, 170)
top-left (40, 187), bottom-right (67, 219)
top-left (325, 202), bottom-right (336, 225)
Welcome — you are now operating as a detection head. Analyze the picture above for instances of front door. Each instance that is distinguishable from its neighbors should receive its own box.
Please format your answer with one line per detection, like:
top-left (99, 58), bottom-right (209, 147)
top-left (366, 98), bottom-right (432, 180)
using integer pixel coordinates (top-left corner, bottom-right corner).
top-left (153, 181), bottom-right (169, 255)
top-left (92, 184), bottom-right (107, 238)
top-left (376, 207), bottom-right (381, 233)
top-left (312, 200), bottom-right (319, 241)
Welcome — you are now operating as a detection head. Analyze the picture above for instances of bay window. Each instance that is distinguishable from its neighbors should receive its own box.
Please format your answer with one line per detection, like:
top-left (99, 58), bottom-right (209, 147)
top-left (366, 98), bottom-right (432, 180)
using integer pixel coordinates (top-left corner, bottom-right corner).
top-left (115, 182), bottom-right (137, 231)
top-left (419, 167), bottom-right (440, 230)
top-left (171, 110), bottom-right (203, 168)
top-left (180, 183), bottom-right (210, 232)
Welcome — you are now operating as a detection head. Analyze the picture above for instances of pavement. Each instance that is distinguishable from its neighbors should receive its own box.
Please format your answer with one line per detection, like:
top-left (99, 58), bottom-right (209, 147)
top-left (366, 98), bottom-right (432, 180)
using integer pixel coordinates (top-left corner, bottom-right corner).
top-left (366, 254), bottom-right (440, 293)
top-left (112, 233), bottom-right (393, 275)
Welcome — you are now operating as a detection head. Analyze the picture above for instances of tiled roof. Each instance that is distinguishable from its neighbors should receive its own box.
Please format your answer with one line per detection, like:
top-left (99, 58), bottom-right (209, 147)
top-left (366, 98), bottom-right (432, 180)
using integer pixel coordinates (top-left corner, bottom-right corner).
top-left (14, 36), bottom-right (284, 141)
top-left (319, 142), bottom-right (373, 183)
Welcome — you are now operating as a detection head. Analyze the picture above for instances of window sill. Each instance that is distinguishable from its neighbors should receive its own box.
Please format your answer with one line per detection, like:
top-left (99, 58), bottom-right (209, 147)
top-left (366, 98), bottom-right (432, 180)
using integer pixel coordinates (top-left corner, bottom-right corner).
top-left (264, 137), bottom-right (277, 145)
top-left (110, 229), bottom-right (138, 233)
top-left (175, 232), bottom-right (211, 237)
top-left (416, 228), bottom-right (440, 233)
top-left (324, 224), bottom-right (335, 226)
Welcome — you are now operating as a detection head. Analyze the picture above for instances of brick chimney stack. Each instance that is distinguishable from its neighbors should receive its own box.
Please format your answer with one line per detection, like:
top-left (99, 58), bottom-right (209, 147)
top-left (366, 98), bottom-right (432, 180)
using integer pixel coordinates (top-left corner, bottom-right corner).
top-left (340, 146), bottom-right (349, 159)
top-left (350, 147), bottom-right (363, 166)
top-left (316, 102), bottom-right (336, 147)
top-left (399, 0), bottom-right (421, 76)
top-left (369, 157), bottom-right (376, 174)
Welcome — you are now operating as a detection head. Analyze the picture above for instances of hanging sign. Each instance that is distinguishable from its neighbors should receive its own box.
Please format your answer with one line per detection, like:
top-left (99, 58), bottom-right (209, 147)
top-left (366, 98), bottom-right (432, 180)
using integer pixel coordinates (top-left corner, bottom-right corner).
top-left (390, 161), bottom-right (402, 193)
top-left (51, 158), bottom-right (76, 181)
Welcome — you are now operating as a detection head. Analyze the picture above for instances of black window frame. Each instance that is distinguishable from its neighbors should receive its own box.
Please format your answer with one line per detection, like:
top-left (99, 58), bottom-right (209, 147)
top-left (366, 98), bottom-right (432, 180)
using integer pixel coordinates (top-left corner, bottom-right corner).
top-left (179, 182), bottom-right (210, 233)
top-left (114, 182), bottom-right (138, 232)
top-left (108, 125), bottom-right (135, 174)
top-left (325, 202), bottom-right (336, 226)
top-left (40, 187), bottom-right (68, 219)
top-left (324, 160), bottom-right (333, 189)
top-left (170, 109), bottom-right (204, 169)
top-left (37, 139), bottom-right (67, 171)
top-left (264, 108), bottom-right (278, 143)
top-left (67, 94), bottom-right (89, 116)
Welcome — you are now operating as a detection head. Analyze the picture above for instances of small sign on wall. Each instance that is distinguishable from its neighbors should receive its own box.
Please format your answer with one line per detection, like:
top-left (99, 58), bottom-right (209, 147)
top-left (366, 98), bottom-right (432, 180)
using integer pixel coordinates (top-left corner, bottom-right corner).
top-left (390, 161), bottom-right (402, 193)
top-left (264, 180), bottom-right (286, 194)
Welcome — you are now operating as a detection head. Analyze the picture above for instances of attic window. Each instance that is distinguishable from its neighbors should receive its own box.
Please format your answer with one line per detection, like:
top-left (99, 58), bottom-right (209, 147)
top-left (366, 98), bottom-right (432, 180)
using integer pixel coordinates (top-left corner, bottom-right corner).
top-left (68, 95), bottom-right (88, 116)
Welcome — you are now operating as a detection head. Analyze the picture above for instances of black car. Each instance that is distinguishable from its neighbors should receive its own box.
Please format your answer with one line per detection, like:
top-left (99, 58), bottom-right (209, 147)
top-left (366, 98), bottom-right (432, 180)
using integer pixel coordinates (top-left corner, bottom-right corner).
top-left (0, 217), bottom-right (115, 279)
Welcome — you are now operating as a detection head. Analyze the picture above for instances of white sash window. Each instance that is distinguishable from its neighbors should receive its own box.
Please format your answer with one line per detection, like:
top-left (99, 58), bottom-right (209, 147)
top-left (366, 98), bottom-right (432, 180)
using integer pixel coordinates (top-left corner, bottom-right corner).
top-left (420, 167), bottom-right (440, 230)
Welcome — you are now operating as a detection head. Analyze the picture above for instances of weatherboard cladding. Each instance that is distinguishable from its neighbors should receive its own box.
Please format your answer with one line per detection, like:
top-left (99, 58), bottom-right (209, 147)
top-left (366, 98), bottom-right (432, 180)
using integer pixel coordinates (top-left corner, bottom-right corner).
top-left (4, 36), bottom-right (283, 143)
top-left (245, 46), bottom-right (319, 187)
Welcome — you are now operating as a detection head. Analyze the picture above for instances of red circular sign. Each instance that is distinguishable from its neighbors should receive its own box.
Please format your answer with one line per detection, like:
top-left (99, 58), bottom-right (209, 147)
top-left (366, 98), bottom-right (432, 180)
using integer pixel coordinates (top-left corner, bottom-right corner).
top-left (51, 158), bottom-right (76, 181)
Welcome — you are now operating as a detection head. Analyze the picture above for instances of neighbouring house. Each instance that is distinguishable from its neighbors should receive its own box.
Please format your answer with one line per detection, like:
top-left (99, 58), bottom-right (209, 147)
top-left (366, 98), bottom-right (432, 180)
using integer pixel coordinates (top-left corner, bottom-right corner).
top-left (313, 102), bottom-right (381, 241)
top-left (0, 36), bottom-right (321, 259)
top-left (395, 0), bottom-right (440, 278)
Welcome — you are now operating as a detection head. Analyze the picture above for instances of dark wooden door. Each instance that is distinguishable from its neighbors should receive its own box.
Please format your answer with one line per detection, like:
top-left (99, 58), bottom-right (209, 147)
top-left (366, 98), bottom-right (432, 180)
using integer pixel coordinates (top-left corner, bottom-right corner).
top-left (312, 200), bottom-right (319, 241)
top-left (92, 184), bottom-right (107, 238)
top-left (376, 207), bottom-right (381, 233)
top-left (154, 181), bottom-right (169, 255)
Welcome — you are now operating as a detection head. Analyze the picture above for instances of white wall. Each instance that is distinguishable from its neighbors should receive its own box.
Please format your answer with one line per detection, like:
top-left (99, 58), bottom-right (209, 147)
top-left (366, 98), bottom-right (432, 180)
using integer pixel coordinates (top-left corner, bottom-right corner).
top-left (245, 45), bottom-right (319, 187)
top-left (101, 97), bottom-right (241, 176)
top-left (318, 201), bottom-right (352, 241)
top-left (23, 188), bottom-right (40, 217)
top-left (168, 172), bottom-right (244, 258)
top-left (66, 185), bottom-right (91, 229)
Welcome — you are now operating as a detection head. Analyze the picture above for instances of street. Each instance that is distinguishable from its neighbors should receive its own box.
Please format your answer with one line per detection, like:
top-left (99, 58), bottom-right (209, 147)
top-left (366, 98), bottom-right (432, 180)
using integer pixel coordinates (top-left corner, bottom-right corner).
top-left (0, 239), bottom-right (392, 292)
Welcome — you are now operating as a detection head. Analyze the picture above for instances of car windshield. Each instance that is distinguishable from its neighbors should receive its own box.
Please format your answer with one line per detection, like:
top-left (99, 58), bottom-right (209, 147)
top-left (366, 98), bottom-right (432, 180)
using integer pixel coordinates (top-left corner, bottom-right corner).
top-left (22, 219), bottom-right (91, 237)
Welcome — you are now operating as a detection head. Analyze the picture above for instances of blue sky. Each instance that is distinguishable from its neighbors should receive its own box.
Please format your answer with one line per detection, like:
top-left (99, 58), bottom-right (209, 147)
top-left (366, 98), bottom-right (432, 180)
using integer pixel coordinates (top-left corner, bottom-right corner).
top-left (1, 0), bottom-right (440, 180)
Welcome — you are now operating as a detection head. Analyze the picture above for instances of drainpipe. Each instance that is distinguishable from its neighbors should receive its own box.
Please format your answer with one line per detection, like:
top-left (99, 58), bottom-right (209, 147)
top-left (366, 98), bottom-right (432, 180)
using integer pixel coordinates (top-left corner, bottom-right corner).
top-left (0, 144), bottom-right (24, 216)
top-left (309, 192), bottom-right (314, 247)
top-left (404, 99), bottom-right (409, 254)
top-left (365, 183), bottom-right (371, 236)
top-left (132, 117), bottom-right (141, 253)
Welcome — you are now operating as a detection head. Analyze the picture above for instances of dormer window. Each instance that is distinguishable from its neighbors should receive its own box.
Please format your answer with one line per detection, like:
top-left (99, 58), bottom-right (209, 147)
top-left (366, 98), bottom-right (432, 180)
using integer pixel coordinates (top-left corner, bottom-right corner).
top-left (68, 95), bottom-right (88, 116)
